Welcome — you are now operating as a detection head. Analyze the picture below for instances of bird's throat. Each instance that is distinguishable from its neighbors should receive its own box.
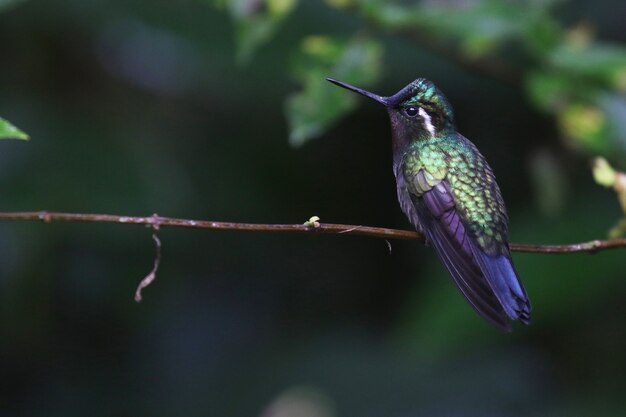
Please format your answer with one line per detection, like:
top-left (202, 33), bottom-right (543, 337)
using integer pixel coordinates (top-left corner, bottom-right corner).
top-left (388, 110), bottom-right (435, 164)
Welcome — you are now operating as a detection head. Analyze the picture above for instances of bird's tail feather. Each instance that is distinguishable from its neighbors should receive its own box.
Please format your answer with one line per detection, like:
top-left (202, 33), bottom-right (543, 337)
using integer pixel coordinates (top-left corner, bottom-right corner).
top-left (470, 248), bottom-right (531, 324)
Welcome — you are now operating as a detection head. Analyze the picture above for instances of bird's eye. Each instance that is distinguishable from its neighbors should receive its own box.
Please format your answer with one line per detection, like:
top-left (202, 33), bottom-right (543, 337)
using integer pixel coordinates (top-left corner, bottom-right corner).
top-left (404, 106), bottom-right (419, 117)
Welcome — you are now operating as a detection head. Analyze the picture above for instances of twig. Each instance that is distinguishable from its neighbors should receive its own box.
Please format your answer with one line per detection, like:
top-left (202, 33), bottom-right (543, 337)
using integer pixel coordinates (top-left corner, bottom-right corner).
top-left (0, 210), bottom-right (625, 254)
top-left (134, 233), bottom-right (162, 303)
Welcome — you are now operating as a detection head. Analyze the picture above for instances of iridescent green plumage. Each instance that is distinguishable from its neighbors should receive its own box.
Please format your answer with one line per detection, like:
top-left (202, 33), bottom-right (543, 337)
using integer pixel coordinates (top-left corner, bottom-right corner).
top-left (403, 137), bottom-right (508, 255)
top-left (327, 77), bottom-right (531, 331)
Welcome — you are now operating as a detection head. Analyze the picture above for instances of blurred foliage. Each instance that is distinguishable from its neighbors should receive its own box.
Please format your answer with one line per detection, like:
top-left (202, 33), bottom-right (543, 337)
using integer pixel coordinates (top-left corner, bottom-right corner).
top-left (213, 0), bottom-right (298, 63)
top-left (212, 0), bottom-right (626, 234)
top-left (592, 157), bottom-right (626, 237)
top-left (0, 117), bottom-right (29, 140)
top-left (285, 35), bottom-right (382, 146)
top-left (2, 0), bottom-right (626, 416)
top-left (213, 0), bottom-right (626, 155)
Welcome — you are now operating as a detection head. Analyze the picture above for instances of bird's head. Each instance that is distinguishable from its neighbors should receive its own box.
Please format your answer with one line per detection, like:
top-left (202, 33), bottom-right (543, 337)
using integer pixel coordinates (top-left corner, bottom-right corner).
top-left (326, 78), bottom-right (455, 139)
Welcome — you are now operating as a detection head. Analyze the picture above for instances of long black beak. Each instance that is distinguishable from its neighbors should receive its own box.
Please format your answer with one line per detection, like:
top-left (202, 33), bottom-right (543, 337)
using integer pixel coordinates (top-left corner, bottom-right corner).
top-left (326, 78), bottom-right (388, 106)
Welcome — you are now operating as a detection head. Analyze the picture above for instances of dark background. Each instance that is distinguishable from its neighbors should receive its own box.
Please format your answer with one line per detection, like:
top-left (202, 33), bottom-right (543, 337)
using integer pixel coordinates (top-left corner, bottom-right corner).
top-left (1, 0), bottom-right (625, 415)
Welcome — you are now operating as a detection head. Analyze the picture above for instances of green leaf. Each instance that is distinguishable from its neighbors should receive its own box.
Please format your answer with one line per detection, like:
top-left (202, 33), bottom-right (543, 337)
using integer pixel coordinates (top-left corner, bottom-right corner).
top-left (525, 71), bottom-right (577, 112)
top-left (548, 41), bottom-right (626, 89)
top-left (222, 0), bottom-right (298, 64)
top-left (558, 101), bottom-right (609, 153)
top-left (526, 70), bottom-right (626, 156)
top-left (285, 35), bottom-right (383, 146)
top-left (592, 157), bottom-right (617, 188)
top-left (0, 117), bottom-right (29, 140)
top-left (558, 94), bottom-right (626, 156)
top-left (591, 157), bottom-right (626, 237)
top-left (357, 0), bottom-right (555, 58)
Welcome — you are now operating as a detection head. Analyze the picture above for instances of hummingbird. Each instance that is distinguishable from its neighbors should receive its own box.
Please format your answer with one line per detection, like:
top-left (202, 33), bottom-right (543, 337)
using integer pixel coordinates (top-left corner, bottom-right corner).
top-left (327, 77), bottom-right (531, 331)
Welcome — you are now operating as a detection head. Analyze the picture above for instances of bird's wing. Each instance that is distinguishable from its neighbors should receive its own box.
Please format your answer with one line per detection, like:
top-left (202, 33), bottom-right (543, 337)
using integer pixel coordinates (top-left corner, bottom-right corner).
top-left (406, 173), bottom-right (530, 330)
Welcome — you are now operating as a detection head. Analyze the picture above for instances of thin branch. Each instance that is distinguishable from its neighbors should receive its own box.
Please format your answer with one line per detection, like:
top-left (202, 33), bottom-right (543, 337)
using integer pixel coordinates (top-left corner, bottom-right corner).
top-left (134, 233), bottom-right (162, 303)
top-left (0, 211), bottom-right (624, 254)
